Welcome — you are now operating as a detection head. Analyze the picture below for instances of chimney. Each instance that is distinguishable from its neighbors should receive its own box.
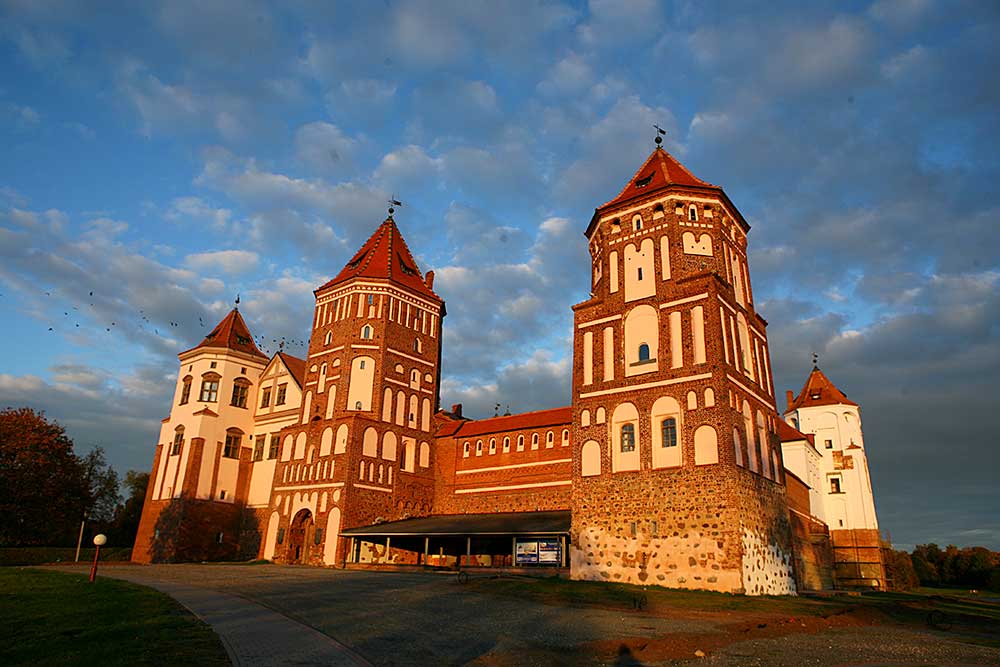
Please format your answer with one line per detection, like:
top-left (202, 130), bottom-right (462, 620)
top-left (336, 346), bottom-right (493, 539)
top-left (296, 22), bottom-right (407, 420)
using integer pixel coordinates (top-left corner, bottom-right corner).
top-left (451, 403), bottom-right (462, 418)
top-left (425, 270), bottom-right (435, 290)
top-left (785, 390), bottom-right (793, 411)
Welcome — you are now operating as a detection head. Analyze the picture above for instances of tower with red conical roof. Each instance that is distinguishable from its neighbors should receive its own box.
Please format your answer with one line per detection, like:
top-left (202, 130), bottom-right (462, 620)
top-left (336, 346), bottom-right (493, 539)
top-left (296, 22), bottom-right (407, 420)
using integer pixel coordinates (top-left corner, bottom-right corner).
top-left (569, 144), bottom-right (796, 594)
top-left (783, 365), bottom-right (885, 589)
top-left (260, 215), bottom-right (446, 566)
top-left (133, 307), bottom-right (269, 563)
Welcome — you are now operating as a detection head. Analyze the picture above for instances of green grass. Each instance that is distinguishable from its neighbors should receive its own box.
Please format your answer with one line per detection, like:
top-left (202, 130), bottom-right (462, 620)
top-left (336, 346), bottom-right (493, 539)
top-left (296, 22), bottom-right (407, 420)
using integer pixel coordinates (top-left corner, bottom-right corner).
top-left (0, 568), bottom-right (229, 666)
top-left (0, 547), bottom-right (133, 566)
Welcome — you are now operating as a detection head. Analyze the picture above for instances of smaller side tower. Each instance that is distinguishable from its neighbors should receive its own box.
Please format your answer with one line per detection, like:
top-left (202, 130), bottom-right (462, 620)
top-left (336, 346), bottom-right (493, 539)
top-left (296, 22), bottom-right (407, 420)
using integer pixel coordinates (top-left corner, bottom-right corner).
top-left (783, 365), bottom-right (885, 590)
top-left (133, 308), bottom-right (268, 562)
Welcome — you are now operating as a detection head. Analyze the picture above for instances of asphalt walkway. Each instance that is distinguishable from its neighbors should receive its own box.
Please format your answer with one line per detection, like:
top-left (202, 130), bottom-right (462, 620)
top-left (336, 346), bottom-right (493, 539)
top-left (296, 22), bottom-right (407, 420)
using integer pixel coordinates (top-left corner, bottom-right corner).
top-left (50, 566), bottom-right (368, 666)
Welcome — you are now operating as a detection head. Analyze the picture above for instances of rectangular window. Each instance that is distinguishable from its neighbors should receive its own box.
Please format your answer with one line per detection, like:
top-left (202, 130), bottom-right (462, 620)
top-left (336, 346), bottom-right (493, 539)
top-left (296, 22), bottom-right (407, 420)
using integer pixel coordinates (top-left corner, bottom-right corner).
top-left (367, 294), bottom-right (374, 305)
top-left (314, 527), bottom-right (324, 545)
top-left (231, 383), bottom-right (248, 408)
top-left (825, 439), bottom-right (833, 449)
top-left (276, 383), bottom-right (287, 406)
top-left (171, 432), bottom-right (183, 456)
top-left (829, 476), bottom-right (842, 494)
top-left (268, 435), bottom-right (280, 459)
top-left (179, 380), bottom-right (191, 405)
top-left (223, 433), bottom-right (241, 458)
top-left (260, 387), bottom-right (271, 408)
top-left (216, 531), bottom-right (224, 543)
top-left (621, 424), bottom-right (636, 452)
top-left (253, 438), bottom-right (264, 461)
top-left (276, 528), bottom-right (285, 544)
top-left (219, 490), bottom-right (226, 500)
top-left (199, 379), bottom-right (219, 402)
top-left (661, 418), bottom-right (677, 447)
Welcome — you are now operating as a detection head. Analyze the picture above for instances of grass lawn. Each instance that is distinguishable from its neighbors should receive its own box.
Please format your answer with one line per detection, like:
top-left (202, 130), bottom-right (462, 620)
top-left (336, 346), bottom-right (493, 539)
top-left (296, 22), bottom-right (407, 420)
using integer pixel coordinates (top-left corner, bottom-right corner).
top-left (0, 567), bottom-right (229, 666)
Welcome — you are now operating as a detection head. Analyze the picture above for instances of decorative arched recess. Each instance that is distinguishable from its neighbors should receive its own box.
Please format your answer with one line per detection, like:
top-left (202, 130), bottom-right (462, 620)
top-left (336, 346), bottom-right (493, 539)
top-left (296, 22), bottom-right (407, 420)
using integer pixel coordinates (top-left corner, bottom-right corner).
top-left (362, 427), bottom-right (378, 458)
top-left (694, 425), bottom-right (719, 465)
top-left (581, 439), bottom-right (601, 477)
top-left (263, 511), bottom-right (280, 560)
top-left (733, 427), bottom-right (744, 467)
top-left (624, 304), bottom-right (658, 377)
top-left (323, 507), bottom-right (341, 566)
top-left (650, 396), bottom-right (682, 469)
top-left (382, 431), bottom-right (397, 461)
top-left (346, 356), bottom-right (375, 411)
top-left (294, 432), bottom-right (307, 460)
top-left (335, 424), bottom-right (349, 455)
top-left (611, 402), bottom-right (640, 473)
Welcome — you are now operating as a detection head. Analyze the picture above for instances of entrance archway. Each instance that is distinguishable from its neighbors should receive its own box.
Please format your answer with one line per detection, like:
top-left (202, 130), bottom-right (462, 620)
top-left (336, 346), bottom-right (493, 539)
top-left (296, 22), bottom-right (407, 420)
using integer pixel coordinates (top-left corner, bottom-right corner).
top-left (288, 509), bottom-right (314, 564)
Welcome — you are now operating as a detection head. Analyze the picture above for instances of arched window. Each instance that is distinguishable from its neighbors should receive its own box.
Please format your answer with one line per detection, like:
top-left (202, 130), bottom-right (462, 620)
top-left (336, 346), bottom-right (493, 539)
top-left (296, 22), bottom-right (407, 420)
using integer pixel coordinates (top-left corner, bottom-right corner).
top-left (171, 427), bottom-right (184, 455)
top-left (324, 331), bottom-right (332, 345)
top-left (361, 325), bottom-right (372, 339)
top-left (413, 338), bottom-right (422, 353)
top-left (463, 441), bottom-right (471, 458)
top-left (503, 437), bottom-right (510, 453)
top-left (688, 205), bottom-right (698, 221)
top-left (231, 378), bottom-right (250, 408)
top-left (517, 435), bottom-right (525, 451)
top-left (179, 376), bottom-right (192, 405)
top-left (546, 431), bottom-right (554, 448)
top-left (476, 440), bottom-right (483, 456)
top-left (633, 214), bottom-right (642, 231)
top-left (620, 424), bottom-right (636, 452)
top-left (561, 429), bottom-right (569, 447)
top-left (638, 343), bottom-right (650, 362)
top-left (489, 438), bottom-right (496, 454)
top-left (355, 401), bottom-right (362, 410)
top-left (661, 418), bottom-right (677, 448)
top-left (531, 433), bottom-right (539, 449)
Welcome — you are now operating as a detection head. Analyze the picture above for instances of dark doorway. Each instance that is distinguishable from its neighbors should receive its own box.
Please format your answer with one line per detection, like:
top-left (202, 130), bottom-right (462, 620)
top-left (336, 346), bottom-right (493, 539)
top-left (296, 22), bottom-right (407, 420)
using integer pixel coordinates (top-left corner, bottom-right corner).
top-left (288, 509), bottom-right (314, 564)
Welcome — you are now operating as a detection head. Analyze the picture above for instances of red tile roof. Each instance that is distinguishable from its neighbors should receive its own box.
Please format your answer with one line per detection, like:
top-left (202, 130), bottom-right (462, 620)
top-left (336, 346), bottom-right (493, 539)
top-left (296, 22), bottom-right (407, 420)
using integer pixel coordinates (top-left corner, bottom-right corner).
top-left (444, 406), bottom-right (572, 439)
top-left (787, 367), bottom-right (858, 411)
top-left (316, 217), bottom-right (440, 300)
top-left (276, 352), bottom-right (306, 387)
top-left (187, 308), bottom-right (267, 359)
top-left (776, 418), bottom-right (814, 444)
top-left (596, 147), bottom-right (717, 212)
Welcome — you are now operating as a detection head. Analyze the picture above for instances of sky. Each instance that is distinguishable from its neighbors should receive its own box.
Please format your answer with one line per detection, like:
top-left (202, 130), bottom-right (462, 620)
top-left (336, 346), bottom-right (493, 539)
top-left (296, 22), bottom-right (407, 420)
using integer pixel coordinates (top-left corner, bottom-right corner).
top-left (1, 0), bottom-right (997, 551)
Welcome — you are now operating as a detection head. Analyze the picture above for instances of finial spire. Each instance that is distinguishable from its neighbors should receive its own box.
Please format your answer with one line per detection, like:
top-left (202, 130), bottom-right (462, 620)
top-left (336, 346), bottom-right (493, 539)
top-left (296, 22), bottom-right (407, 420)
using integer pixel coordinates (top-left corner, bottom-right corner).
top-left (387, 195), bottom-right (403, 218)
top-left (653, 124), bottom-right (667, 147)
top-left (812, 352), bottom-right (819, 369)
top-left (235, 293), bottom-right (240, 308)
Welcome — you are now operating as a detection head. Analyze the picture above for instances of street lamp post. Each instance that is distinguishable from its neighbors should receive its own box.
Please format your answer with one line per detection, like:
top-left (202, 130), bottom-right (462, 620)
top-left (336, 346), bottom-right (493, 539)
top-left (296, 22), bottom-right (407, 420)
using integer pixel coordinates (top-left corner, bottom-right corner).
top-left (89, 534), bottom-right (107, 583)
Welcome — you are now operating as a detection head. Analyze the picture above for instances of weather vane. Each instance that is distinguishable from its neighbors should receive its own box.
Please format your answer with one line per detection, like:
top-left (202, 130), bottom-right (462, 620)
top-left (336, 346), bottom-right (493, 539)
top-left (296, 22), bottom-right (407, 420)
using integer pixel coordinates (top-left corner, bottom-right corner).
top-left (235, 293), bottom-right (241, 307)
top-left (388, 196), bottom-right (403, 217)
top-left (653, 124), bottom-right (667, 146)
top-left (812, 352), bottom-right (819, 369)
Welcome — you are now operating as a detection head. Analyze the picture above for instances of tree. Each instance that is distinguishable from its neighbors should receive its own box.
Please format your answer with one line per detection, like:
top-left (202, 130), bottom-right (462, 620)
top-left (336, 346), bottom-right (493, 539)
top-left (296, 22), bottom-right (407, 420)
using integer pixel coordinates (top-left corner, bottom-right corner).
top-left (82, 447), bottom-right (121, 523)
top-left (109, 470), bottom-right (149, 546)
top-left (0, 408), bottom-right (90, 546)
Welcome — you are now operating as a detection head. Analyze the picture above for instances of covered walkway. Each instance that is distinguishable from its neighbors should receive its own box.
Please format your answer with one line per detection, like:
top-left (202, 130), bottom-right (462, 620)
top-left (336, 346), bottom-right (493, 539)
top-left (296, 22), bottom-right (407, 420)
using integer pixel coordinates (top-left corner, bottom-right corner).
top-left (341, 510), bottom-right (570, 569)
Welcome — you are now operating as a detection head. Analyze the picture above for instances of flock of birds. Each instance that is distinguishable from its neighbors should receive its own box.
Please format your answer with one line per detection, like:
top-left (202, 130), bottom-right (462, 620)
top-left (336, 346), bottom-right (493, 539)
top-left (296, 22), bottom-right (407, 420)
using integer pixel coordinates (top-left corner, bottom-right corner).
top-left (32, 288), bottom-right (310, 357)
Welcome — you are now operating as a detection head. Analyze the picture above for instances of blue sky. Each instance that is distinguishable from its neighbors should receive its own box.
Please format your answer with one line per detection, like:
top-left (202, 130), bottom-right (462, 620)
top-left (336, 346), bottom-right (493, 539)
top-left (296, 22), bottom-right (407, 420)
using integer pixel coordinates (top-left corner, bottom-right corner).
top-left (1, 0), bottom-right (998, 550)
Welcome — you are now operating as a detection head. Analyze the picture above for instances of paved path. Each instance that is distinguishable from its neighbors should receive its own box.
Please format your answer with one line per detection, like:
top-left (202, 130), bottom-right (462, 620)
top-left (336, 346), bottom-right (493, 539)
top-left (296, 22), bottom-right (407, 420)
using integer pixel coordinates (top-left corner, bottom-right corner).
top-left (49, 565), bottom-right (368, 666)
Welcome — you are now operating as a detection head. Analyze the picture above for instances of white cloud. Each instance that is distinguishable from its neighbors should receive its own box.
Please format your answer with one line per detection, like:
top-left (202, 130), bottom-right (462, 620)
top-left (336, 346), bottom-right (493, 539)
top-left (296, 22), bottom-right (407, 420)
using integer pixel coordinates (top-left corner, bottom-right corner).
top-left (537, 52), bottom-right (593, 97)
top-left (184, 250), bottom-right (260, 275)
top-left (294, 121), bottom-right (362, 177)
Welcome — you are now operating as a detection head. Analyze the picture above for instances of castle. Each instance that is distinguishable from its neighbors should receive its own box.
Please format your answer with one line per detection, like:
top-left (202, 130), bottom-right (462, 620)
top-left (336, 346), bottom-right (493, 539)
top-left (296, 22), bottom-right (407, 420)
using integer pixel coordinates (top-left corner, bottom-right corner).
top-left (134, 145), bottom-right (885, 594)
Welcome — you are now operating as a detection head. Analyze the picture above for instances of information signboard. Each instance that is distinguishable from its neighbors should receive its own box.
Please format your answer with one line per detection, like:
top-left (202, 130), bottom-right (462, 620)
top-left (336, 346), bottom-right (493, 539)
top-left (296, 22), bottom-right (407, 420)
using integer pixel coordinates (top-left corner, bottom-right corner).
top-left (515, 538), bottom-right (562, 565)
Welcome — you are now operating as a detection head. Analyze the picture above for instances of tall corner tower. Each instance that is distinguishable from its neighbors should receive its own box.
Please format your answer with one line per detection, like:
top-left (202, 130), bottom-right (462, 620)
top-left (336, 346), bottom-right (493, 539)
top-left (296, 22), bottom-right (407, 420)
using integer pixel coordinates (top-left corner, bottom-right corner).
top-left (263, 215), bottom-right (446, 566)
top-left (784, 365), bottom-right (885, 589)
top-left (569, 144), bottom-right (796, 595)
top-left (134, 307), bottom-right (269, 563)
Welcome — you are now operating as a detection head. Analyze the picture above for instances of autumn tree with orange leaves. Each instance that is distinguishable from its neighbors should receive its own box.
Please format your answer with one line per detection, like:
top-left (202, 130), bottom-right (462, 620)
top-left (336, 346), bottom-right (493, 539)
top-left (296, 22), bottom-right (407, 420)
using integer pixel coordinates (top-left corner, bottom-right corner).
top-left (0, 407), bottom-right (108, 546)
